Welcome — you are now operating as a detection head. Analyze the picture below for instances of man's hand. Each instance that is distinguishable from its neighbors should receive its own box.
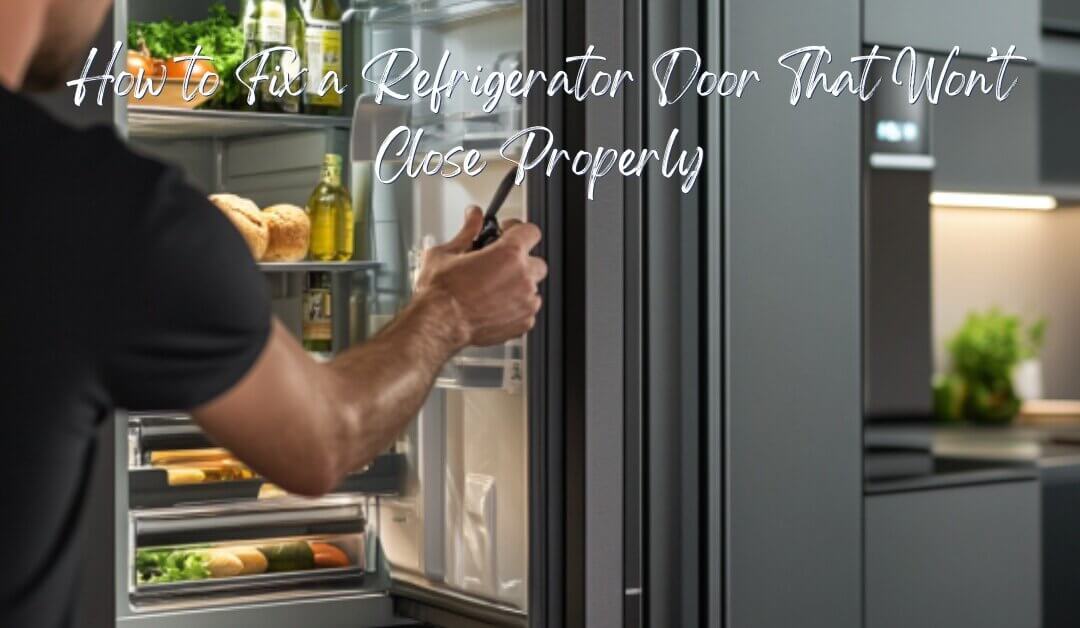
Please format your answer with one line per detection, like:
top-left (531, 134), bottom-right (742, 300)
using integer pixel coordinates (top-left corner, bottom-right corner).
top-left (415, 206), bottom-right (547, 347)
top-left (194, 207), bottom-right (546, 496)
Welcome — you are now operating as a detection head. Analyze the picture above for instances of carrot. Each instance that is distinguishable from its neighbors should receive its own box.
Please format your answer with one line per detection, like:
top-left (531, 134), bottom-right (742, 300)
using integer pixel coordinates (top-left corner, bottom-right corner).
top-left (308, 542), bottom-right (350, 568)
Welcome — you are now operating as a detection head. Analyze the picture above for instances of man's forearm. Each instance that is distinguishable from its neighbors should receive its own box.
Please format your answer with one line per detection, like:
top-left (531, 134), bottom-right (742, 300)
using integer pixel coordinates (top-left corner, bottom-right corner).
top-left (194, 214), bottom-right (542, 497)
top-left (322, 287), bottom-right (466, 475)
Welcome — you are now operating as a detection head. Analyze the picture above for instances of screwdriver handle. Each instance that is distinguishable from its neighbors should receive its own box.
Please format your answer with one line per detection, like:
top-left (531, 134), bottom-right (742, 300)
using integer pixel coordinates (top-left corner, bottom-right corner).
top-left (470, 170), bottom-right (518, 251)
top-left (471, 217), bottom-right (503, 251)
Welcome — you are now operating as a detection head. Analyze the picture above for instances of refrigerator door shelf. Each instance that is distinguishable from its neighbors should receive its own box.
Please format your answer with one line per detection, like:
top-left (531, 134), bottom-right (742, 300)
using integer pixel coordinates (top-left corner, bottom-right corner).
top-left (363, 0), bottom-right (520, 25)
top-left (410, 108), bottom-right (525, 158)
top-left (435, 342), bottom-right (524, 392)
top-left (126, 105), bottom-right (352, 141)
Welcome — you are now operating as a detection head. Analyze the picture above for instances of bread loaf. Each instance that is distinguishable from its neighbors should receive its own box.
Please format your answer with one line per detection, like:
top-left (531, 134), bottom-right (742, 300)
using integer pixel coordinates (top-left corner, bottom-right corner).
top-left (209, 194), bottom-right (269, 260)
top-left (262, 204), bottom-right (311, 262)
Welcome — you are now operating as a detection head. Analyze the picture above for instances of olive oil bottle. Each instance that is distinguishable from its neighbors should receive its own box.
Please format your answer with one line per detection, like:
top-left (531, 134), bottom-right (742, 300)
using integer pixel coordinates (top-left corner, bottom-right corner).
top-left (301, 0), bottom-right (344, 114)
top-left (307, 154), bottom-right (354, 261)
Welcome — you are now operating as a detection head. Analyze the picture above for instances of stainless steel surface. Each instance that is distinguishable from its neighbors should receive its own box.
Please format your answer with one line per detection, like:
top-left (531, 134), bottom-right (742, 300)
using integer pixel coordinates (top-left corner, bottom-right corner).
top-left (725, 0), bottom-right (863, 626)
top-left (118, 591), bottom-right (407, 627)
top-left (127, 106), bottom-right (352, 140)
top-left (132, 497), bottom-right (366, 534)
top-left (364, 0), bottom-right (521, 25)
top-left (133, 566), bottom-right (365, 599)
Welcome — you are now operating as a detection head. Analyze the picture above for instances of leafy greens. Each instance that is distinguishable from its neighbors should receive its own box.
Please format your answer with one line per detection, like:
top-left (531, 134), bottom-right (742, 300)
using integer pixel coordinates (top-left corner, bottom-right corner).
top-left (128, 3), bottom-right (246, 107)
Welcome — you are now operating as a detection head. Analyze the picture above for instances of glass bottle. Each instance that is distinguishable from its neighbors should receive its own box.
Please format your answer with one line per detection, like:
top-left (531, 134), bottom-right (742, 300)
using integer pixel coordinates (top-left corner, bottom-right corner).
top-left (283, 0), bottom-right (305, 114)
top-left (307, 154), bottom-right (354, 261)
top-left (238, 0), bottom-right (261, 109)
top-left (302, 272), bottom-right (333, 356)
top-left (302, 0), bottom-right (344, 115)
top-left (256, 0), bottom-right (288, 112)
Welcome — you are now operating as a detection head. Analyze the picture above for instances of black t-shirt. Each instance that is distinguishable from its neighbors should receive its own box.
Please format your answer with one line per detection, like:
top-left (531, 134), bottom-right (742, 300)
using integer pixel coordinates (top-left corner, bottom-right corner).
top-left (0, 87), bottom-right (271, 626)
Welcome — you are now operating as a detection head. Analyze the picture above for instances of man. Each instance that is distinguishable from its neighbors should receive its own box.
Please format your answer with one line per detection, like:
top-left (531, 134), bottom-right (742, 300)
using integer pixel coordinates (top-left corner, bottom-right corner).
top-left (0, 1), bottom-right (547, 625)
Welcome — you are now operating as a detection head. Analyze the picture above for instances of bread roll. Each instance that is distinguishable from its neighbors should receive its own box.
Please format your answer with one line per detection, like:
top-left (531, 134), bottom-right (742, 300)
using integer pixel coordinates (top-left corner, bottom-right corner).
top-left (165, 468), bottom-right (206, 486)
top-left (262, 204), bottom-right (311, 262)
top-left (222, 546), bottom-right (269, 575)
top-left (209, 194), bottom-right (269, 260)
top-left (150, 448), bottom-right (231, 466)
top-left (206, 550), bottom-right (246, 578)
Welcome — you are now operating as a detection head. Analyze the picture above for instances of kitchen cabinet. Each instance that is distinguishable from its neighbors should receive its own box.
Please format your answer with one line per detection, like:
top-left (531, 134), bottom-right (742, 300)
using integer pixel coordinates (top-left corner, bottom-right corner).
top-left (1045, 0), bottom-right (1080, 35)
top-left (931, 60), bottom-right (1040, 195)
top-left (864, 0), bottom-right (1040, 61)
top-left (866, 479), bottom-right (1041, 628)
top-left (1042, 458), bottom-right (1080, 627)
top-left (1039, 69), bottom-right (1080, 196)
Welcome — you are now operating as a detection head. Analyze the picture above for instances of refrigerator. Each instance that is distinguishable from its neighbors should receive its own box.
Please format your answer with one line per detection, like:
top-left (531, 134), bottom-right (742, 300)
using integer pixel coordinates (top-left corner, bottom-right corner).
top-left (88, 1), bottom-right (559, 626)
top-left (43, 1), bottom-right (875, 628)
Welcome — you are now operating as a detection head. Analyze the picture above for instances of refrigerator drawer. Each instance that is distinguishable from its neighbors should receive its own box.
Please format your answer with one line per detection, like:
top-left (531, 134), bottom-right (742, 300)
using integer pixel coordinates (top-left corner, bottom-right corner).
top-left (129, 413), bottom-right (406, 507)
top-left (130, 497), bottom-right (369, 601)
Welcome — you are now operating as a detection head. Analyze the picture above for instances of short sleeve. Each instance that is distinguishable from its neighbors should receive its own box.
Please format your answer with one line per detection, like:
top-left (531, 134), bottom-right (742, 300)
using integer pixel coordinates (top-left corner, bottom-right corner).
top-left (104, 169), bottom-right (271, 411)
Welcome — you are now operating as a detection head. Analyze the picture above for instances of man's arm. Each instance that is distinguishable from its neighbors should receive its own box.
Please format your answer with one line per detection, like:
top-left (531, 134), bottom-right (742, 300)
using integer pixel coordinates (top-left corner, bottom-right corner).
top-left (193, 208), bottom-right (546, 496)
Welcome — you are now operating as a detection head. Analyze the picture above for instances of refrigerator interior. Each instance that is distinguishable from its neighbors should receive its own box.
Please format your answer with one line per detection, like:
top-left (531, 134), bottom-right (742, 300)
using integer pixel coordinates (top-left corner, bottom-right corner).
top-left (116, 0), bottom-right (530, 622)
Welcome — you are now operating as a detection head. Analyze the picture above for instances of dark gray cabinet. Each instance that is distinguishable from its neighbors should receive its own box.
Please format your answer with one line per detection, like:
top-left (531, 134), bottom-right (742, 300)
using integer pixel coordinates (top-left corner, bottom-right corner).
top-left (1039, 70), bottom-right (1080, 194)
top-left (1045, 0), bottom-right (1080, 34)
top-left (866, 481), bottom-right (1041, 628)
top-left (864, 0), bottom-right (1040, 60)
top-left (932, 61), bottom-right (1040, 195)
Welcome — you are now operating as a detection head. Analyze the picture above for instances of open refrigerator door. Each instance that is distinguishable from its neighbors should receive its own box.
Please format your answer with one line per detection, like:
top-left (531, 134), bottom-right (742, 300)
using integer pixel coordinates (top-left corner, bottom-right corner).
top-left (352, 1), bottom-right (532, 622)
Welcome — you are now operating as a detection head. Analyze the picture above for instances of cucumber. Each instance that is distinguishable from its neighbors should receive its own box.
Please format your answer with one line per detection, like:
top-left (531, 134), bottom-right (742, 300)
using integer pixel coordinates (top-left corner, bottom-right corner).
top-left (257, 541), bottom-right (315, 572)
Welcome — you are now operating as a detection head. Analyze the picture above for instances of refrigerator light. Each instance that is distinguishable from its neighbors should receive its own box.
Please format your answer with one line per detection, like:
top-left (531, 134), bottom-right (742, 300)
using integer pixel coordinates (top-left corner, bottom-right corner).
top-left (929, 191), bottom-right (1057, 211)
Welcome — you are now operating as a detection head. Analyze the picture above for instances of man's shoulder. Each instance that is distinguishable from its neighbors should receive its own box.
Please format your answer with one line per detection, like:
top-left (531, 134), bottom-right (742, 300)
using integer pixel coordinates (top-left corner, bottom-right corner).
top-left (0, 88), bottom-right (168, 188)
top-left (0, 90), bottom-right (178, 238)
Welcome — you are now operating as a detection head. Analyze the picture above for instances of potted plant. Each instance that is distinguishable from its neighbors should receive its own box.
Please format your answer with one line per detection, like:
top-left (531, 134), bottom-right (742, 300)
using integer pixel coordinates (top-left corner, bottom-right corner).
top-left (933, 309), bottom-right (1047, 425)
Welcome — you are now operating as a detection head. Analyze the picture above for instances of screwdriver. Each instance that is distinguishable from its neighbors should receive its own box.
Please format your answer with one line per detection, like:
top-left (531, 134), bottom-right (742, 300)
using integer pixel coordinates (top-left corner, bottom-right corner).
top-left (470, 169), bottom-right (519, 251)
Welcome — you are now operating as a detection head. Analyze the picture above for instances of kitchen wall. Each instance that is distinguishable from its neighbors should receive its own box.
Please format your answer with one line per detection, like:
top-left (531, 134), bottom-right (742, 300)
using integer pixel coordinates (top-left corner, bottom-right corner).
top-left (932, 206), bottom-right (1080, 398)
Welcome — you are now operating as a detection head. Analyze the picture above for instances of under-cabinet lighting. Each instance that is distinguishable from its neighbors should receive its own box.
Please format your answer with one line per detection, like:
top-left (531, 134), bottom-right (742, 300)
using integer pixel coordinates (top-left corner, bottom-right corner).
top-left (929, 191), bottom-right (1057, 211)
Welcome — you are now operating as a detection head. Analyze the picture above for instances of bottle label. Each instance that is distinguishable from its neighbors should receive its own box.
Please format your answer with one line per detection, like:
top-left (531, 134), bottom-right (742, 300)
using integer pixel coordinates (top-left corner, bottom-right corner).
top-left (283, 22), bottom-right (303, 108)
top-left (302, 287), bottom-right (332, 341)
top-left (305, 22), bottom-right (343, 107)
top-left (321, 162), bottom-right (342, 186)
top-left (258, 1), bottom-right (287, 44)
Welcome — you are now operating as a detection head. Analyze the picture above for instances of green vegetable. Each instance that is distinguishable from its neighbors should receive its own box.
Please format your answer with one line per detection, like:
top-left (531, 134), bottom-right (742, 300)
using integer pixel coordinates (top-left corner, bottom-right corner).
top-left (258, 541), bottom-right (315, 572)
top-left (135, 547), bottom-right (211, 584)
top-left (128, 3), bottom-right (246, 108)
top-left (936, 309), bottom-right (1047, 424)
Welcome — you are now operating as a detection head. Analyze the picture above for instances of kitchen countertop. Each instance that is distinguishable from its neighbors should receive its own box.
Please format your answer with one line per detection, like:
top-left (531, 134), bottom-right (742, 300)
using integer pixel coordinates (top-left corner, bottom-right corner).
top-left (863, 423), bottom-right (1080, 495)
top-left (931, 424), bottom-right (1080, 468)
